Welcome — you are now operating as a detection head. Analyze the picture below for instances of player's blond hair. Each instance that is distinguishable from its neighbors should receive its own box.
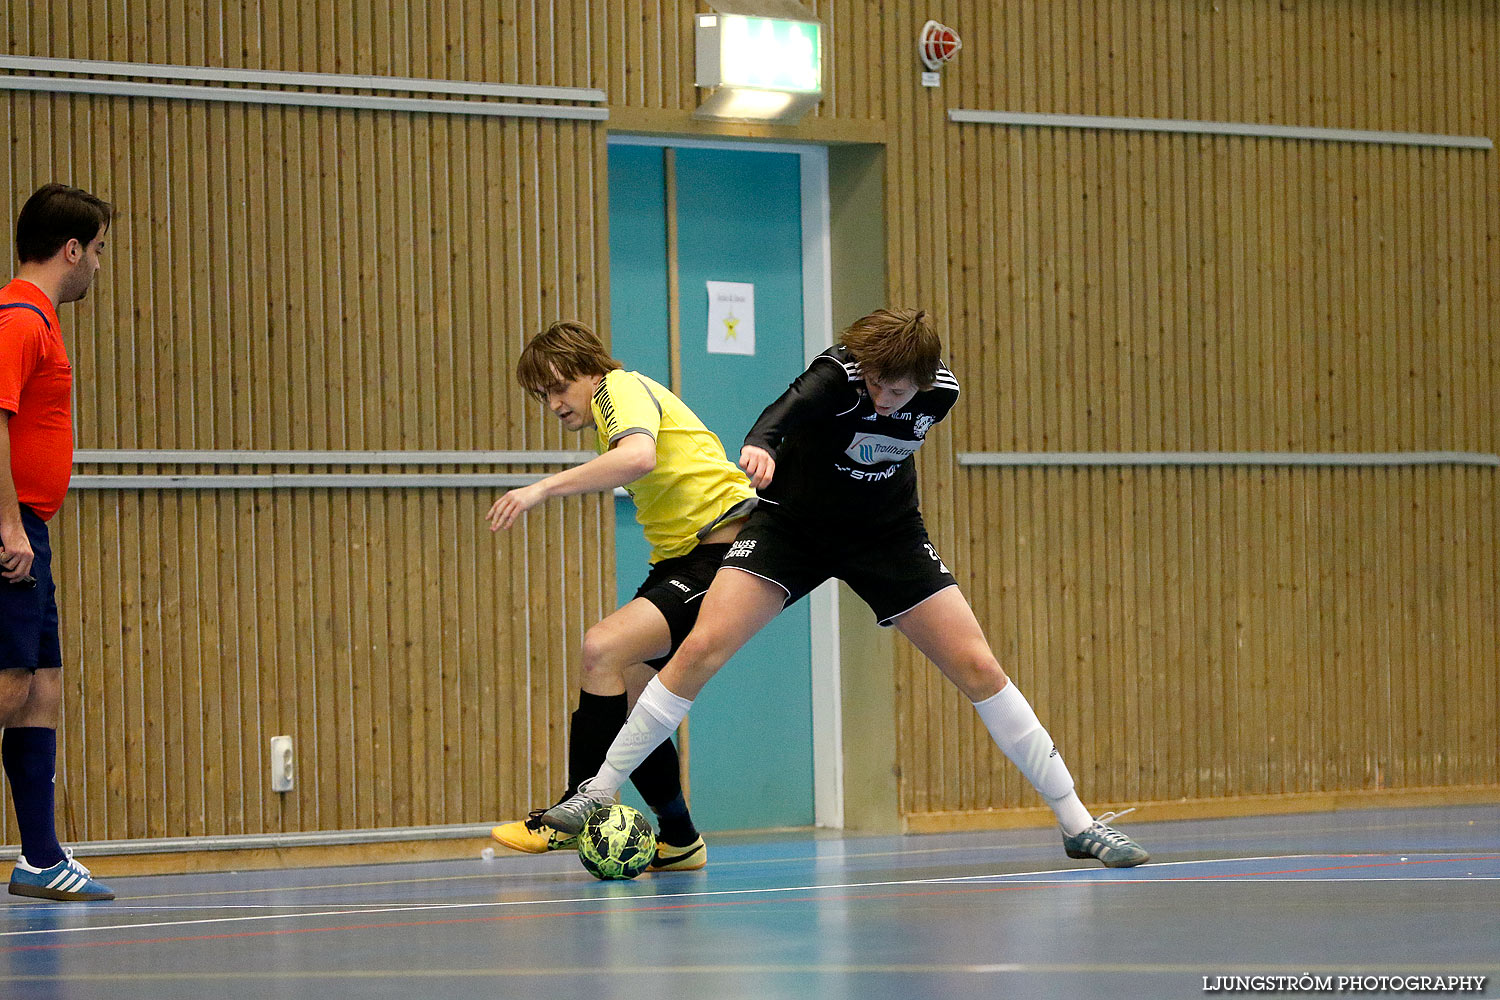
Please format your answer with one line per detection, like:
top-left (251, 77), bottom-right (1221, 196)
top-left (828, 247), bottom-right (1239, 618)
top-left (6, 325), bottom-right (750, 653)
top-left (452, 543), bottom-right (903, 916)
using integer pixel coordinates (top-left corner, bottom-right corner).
top-left (840, 308), bottom-right (941, 388)
top-left (515, 321), bottom-right (622, 400)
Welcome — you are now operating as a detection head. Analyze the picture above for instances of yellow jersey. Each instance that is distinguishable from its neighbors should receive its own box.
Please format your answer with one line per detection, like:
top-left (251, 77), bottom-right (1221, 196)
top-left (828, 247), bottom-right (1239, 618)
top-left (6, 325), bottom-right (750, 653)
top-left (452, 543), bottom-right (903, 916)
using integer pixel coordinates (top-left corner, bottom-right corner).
top-left (591, 369), bottom-right (755, 563)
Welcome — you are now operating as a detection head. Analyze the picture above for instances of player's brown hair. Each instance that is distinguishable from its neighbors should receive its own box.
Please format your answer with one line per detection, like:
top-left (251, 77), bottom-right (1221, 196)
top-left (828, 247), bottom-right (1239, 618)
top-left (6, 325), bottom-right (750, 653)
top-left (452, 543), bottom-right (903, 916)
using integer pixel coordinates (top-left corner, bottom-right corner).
top-left (515, 321), bottom-right (623, 399)
top-left (840, 308), bottom-right (941, 388)
top-left (16, 183), bottom-right (113, 264)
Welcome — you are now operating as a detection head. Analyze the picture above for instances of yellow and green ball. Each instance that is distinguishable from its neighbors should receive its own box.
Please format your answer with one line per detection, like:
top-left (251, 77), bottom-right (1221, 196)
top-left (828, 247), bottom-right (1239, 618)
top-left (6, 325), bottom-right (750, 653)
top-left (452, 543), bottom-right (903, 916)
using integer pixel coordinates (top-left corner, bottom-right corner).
top-left (577, 804), bottom-right (657, 880)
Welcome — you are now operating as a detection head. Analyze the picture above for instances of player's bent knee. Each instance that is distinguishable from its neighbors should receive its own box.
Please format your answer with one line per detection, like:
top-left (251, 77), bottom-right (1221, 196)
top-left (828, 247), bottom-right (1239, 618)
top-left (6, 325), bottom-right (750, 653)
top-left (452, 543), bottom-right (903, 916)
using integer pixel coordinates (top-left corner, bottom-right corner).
top-left (579, 628), bottom-right (627, 678)
top-left (579, 628), bottom-right (606, 666)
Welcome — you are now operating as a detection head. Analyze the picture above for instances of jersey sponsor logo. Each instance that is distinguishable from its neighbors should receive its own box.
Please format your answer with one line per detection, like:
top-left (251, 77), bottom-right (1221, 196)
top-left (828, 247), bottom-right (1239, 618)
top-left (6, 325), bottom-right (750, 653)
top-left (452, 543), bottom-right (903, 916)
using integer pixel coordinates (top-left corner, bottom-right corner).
top-left (913, 414), bottom-right (935, 439)
top-left (833, 461), bottom-right (902, 482)
top-left (725, 539), bottom-right (757, 559)
top-left (845, 432), bottom-right (922, 466)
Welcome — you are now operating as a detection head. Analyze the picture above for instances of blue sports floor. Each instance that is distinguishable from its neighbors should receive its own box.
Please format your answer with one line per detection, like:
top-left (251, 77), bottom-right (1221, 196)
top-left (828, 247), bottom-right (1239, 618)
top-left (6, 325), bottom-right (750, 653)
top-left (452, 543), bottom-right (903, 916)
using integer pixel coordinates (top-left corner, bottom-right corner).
top-left (1, 805), bottom-right (1496, 999)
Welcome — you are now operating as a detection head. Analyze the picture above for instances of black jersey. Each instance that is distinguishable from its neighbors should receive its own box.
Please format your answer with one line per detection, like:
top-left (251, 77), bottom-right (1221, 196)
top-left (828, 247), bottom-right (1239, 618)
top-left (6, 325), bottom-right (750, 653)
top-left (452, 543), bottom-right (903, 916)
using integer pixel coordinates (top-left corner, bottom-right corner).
top-left (742, 345), bottom-right (960, 524)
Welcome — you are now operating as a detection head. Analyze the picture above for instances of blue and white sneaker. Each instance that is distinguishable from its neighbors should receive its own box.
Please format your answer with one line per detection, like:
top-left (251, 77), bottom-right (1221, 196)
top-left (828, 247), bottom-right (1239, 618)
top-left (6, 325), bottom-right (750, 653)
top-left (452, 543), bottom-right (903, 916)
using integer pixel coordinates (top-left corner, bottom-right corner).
top-left (9, 849), bottom-right (115, 901)
top-left (1061, 810), bottom-right (1150, 868)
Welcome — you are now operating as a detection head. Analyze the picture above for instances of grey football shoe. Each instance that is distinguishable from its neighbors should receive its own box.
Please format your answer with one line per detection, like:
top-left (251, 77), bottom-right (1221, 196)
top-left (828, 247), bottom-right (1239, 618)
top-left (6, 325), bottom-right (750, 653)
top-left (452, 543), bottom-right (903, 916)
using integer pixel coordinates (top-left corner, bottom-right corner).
top-left (1062, 810), bottom-right (1150, 868)
top-left (541, 778), bottom-right (615, 835)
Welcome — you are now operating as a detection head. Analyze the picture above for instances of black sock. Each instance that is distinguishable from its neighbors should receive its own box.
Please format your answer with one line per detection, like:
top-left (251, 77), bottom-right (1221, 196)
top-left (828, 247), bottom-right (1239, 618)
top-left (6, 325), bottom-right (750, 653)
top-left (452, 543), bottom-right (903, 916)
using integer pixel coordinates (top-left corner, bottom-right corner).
top-left (628, 739), bottom-right (699, 846)
top-left (566, 692), bottom-right (628, 798)
top-left (2, 727), bottom-right (65, 868)
top-left (650, 792), bottom-right (699, 847)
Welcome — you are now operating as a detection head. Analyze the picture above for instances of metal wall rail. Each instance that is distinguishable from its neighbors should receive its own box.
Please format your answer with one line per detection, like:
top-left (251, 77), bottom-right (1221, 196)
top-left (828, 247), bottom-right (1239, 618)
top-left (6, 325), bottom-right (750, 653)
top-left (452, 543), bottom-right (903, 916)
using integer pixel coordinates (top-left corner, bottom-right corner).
top-left (69, 449), bottom-right (593, 489)
top-left (73, 449), bottom-right (594, 466)
top-left (948, 108), bottom-right (1493, 150)
top-left (0, 74), bottom-right (609, 120)
top-left (0, 53), bottom-right (607, 103)
top-left (0, 54), bottom-right (609, 120)
top-left (0, 822), bottom-right (498, 859)
top-left (956, 451), bottom-right (1500, 468)
top-left (69, 473), bottom-right (547, 489)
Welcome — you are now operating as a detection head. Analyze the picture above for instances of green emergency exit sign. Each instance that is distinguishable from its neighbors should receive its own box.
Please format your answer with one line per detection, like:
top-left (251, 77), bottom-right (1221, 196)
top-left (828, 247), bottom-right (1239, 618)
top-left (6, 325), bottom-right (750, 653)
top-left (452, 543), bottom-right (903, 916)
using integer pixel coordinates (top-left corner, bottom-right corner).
top-left (696, 14), bottom-right (823, 95)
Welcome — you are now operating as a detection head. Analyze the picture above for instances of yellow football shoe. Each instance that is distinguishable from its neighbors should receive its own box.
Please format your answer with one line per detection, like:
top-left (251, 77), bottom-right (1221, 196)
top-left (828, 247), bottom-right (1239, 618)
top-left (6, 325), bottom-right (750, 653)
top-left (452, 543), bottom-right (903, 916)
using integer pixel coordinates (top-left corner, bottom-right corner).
top-left (647, 835), bottom-right (707, 872)
top-left (491, 809), bottom-right (579, 854)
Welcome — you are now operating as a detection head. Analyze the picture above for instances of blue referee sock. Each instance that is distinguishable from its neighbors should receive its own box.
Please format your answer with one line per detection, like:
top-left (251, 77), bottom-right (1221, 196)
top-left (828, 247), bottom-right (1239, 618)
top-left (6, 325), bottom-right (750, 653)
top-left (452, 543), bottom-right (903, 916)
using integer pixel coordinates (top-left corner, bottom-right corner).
top-left (2, 727), bottom-right (65, 869)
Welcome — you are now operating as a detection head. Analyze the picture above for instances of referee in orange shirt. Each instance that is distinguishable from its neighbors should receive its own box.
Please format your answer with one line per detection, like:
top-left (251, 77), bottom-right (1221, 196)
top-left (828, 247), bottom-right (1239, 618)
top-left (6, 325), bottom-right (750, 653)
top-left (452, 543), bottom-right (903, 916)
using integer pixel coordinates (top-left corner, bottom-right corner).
top-left (0, 184), bottom-right (115, 901)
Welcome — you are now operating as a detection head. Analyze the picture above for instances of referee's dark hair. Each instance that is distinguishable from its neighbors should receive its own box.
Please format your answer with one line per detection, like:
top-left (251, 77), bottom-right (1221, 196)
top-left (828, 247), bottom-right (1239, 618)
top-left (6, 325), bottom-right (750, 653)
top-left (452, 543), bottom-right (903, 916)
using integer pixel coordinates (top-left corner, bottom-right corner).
top-left (16, 183), bottom-right (114, 264)
top-left (516, 320), bottom-right (624, 400)
top-left (841, 308), bottom-right (941, 388)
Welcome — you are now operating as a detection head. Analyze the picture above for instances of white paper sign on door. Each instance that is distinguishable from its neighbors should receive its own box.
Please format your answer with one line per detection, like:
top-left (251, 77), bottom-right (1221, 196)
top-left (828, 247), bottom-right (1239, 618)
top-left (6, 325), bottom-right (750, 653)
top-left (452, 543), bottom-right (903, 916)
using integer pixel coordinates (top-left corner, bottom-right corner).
top-left (706, 280), bottom-right (755, 356)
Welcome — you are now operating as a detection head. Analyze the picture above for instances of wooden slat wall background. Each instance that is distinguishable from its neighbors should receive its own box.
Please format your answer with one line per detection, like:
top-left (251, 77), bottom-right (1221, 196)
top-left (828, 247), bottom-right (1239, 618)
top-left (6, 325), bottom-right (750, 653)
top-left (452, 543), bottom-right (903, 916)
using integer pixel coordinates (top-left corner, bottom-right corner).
top-left (0, 1), bottom-right (612, 842)
top-left (892, 0), bottom-right (1499, 817)
top-left (0, 1), bottom-right (1493, 844)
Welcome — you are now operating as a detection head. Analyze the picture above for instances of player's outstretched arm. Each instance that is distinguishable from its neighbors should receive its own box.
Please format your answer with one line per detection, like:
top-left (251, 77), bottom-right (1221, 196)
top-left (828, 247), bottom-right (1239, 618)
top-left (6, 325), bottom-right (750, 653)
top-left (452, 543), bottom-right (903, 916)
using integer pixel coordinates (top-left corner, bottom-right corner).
top-left (487, 432), bottom-right (656, 531)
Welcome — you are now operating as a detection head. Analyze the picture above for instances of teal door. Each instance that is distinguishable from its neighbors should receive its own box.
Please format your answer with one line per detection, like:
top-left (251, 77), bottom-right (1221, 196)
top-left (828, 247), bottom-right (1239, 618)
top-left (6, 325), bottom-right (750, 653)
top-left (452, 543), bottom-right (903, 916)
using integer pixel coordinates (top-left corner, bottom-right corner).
top-left (608, 141), bottom-right (815, 832)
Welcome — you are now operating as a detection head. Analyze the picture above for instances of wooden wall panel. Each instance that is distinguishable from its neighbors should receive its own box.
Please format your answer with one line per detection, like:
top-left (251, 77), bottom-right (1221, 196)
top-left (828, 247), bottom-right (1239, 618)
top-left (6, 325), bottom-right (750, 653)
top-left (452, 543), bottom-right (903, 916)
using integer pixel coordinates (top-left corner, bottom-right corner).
top-left (0, 0), bottom-right (1494, 846)
top-left (26, 487), bottom-right (611, 840)
top-left (899, 465), bottom-right (1498, 814)
top-left (0, 2), bottom-right (611, 844)
top-left (868, 0), bottom-right (1499, 821)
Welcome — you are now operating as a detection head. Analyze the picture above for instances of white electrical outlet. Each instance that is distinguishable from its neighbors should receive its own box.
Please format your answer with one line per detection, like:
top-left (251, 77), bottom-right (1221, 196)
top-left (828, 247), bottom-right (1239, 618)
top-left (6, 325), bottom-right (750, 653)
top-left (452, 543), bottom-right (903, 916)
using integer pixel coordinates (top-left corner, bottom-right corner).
top-left (270, 735), bottom-right (294, 792)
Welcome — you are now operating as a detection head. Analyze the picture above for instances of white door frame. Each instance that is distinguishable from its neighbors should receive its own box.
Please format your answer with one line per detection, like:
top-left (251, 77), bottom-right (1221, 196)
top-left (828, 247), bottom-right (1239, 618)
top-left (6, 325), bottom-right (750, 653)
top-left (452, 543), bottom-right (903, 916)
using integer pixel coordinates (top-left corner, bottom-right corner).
top-left (607, 134), bottom-right (843, 829)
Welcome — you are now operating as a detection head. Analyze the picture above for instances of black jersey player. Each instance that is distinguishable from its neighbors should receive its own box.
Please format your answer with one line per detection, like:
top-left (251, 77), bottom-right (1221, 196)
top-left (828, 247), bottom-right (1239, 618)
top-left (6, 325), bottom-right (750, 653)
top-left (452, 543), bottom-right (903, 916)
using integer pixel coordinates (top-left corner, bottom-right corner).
top-left (545, 308), bottom-right (1149, 867)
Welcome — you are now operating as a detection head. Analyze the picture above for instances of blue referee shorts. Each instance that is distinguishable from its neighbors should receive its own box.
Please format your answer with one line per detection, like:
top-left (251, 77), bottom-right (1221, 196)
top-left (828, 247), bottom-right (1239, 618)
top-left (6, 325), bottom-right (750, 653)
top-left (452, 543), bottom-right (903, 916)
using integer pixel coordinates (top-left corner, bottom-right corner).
top-left (0, 505), bottom-right (62, 673)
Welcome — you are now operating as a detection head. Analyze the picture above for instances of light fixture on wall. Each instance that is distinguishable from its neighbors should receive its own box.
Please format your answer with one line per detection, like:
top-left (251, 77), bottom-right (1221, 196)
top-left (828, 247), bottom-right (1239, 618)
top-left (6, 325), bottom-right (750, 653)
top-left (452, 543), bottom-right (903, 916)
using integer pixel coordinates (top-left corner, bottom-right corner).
top-left (694, 8), bottom-right (823, 123)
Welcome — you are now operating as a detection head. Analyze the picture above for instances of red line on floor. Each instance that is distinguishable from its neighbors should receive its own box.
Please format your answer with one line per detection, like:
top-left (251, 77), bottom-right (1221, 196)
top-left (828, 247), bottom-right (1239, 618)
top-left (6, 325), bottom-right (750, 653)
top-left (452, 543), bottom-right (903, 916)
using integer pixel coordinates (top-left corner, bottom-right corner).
top-left (6, 854), bottom-right (1494, 954)
top-left (2, 882), bottom-right (1055, 953)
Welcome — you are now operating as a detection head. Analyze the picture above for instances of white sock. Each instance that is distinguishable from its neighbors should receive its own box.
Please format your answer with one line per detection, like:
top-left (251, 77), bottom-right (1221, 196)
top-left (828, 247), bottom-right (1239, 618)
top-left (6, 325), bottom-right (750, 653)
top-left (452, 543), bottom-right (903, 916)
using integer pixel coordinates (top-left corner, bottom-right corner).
top-left (593, 675), bottom-right (694, 796)
top-left (973, 682), bottom-right (1094, 836)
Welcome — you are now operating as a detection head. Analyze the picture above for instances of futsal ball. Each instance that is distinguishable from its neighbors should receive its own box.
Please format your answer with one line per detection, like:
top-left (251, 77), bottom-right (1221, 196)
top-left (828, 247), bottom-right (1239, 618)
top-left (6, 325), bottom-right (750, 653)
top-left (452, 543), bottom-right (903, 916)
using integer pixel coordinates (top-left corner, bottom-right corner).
top-left (577, 804), bottom-right (657, 880)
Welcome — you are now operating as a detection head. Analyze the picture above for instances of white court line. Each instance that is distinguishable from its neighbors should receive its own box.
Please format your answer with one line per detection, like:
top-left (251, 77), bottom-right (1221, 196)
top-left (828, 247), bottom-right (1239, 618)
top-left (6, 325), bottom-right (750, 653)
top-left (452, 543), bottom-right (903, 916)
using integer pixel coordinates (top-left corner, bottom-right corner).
top-left (0, 868), bottom-right (1196, 940)
top-left (89, 873), bottom-right (1500, 911)
top-left (949, 852), bottom-right (1500, 881)
top-left (98, 823), bottom-right (1500, 904)
top-left (3, 853), bottom-right (1493, 941)
top-left (28, 903), bottom-right (457, 911)
top-left (985, 877), bottom-right (1500, 884)
top-left (118, 847), bottom-right (1411, 901)
top-left (109, 841), bottom-right (1083, 904)
top-left (954, 851), bottom-right (1494, 881)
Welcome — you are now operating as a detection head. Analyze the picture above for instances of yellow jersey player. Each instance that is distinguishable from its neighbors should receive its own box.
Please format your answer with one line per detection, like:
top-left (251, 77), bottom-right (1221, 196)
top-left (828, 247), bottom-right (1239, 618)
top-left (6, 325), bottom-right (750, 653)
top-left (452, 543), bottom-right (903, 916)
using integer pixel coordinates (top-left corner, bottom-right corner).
top-left (487, 321), bottom-right (754, 872)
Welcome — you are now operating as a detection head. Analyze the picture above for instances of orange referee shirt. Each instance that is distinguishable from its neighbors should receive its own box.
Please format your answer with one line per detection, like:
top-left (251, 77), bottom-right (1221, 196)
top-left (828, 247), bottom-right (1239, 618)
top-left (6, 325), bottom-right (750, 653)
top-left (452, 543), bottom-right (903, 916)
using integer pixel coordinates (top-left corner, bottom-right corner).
top-left (0, 278), bottom-right (72, 521)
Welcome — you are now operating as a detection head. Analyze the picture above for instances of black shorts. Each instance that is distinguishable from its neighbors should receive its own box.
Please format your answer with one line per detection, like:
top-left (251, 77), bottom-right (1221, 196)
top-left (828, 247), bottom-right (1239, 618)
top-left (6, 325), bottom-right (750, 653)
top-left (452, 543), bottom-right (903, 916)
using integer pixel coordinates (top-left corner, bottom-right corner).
top-left (719, 505), bottom-right (958, 626)
top-left (0, 505), bottom-right (62, 672)
top-left (632, 542), bottom-right (731, 669)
